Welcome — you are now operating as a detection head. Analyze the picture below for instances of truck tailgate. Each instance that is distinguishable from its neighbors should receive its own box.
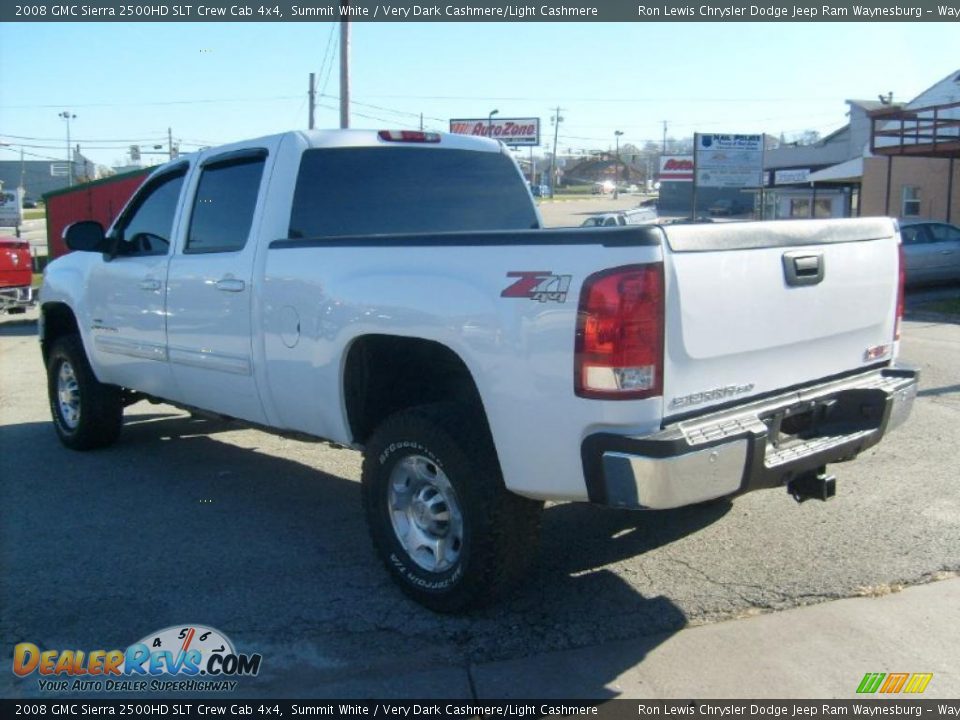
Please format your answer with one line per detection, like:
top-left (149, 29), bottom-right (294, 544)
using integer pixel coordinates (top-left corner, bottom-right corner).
top-left (660, 218), bottom-right (900, 418)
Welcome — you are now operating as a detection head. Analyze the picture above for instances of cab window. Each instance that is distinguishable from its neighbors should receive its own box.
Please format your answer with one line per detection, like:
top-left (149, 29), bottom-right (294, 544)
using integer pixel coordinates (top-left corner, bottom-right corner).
top-left (185, 153), bottom-right (266, 254)
top-left (115, 169), bottom-right (186, 257)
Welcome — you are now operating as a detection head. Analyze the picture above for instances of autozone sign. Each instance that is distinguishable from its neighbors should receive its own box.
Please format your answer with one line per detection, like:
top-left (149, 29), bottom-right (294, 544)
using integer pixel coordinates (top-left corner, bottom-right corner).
top-left (449, 117), bottom-right (540, 146)
top-left (659, 155), bottom-right (694, 182)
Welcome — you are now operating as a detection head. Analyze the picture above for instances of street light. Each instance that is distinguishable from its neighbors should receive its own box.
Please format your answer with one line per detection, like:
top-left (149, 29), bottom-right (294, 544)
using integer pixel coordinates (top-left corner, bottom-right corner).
top-left (59, 111), bottom-right (76, 188)
top-left (549, 109), bottom-right (563, 198)
top-left (613, 130), bottom-right (624, 199)
top-left (487, 109), bottom-right (499, 141)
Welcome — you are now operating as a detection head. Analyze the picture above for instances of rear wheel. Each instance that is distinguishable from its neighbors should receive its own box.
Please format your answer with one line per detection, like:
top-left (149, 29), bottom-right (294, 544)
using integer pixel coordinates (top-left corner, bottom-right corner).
top-left (46, 334), bottom-right (123, 450)
top-left (361, 404), bottom-right (543, 612)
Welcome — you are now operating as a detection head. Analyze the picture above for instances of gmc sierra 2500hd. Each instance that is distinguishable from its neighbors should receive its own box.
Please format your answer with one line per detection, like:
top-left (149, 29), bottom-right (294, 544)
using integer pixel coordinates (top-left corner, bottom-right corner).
top-left (40, 129), bottom-right (918, 611)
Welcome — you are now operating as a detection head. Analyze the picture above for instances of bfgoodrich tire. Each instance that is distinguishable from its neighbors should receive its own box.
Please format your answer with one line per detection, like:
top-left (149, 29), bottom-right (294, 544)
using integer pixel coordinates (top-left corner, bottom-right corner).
top-left (361, 404), bottom-right (543, 613)
top-left (46, 334), bottom-right (123, 450)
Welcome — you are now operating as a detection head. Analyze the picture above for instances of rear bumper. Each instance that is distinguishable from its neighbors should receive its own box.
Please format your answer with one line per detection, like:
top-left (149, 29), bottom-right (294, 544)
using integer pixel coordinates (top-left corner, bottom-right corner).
top-left (582, 366), bottom-right (919, 509)
top-left (0, 285), bottom-right (35, 313)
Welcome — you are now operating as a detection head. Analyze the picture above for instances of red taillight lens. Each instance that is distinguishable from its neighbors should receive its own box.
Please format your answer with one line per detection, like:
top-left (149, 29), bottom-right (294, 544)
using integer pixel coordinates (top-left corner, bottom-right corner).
top-left (377, 130), bottom-right (441, 143)
top-left (895, 243), bottom-right (905, 341)
top-left (575, 263), bottom-right (664, 399)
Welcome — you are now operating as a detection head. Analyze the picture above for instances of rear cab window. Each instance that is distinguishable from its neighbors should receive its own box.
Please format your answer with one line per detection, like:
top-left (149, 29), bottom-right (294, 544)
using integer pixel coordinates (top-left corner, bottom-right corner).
top-left (186, 151), bottom-right (267, 254)
top-left (288, 147), bottom-right (539, 239)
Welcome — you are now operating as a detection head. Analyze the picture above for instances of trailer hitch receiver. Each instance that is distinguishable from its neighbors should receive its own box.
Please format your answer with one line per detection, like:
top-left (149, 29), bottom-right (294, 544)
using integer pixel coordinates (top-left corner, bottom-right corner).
top-left (788, 468), bottom-right (837, 503)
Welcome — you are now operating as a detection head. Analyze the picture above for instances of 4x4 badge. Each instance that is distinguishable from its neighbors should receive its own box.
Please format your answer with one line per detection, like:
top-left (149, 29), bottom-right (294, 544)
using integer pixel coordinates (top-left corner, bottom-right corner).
top-left (501, 271), bottom-right (572, 303)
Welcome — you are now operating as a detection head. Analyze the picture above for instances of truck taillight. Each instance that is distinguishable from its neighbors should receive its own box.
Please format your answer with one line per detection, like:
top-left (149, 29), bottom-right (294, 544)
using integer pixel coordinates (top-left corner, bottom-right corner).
top-left (575, 263), bottom-right (664, 399)
top-left (377, 130), bottom-right (441, 143)
top-left (895, 243), bottom-right (905, 341)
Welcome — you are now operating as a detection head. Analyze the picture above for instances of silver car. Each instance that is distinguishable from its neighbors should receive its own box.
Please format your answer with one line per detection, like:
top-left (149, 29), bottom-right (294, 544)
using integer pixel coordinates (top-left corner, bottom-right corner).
top-left (899, 219), bottom-right (960, 286)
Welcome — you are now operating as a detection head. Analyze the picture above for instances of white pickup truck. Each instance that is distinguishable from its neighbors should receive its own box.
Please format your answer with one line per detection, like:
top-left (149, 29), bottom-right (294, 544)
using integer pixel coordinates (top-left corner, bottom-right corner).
top-left (40, 129), bottom-right (918, 611)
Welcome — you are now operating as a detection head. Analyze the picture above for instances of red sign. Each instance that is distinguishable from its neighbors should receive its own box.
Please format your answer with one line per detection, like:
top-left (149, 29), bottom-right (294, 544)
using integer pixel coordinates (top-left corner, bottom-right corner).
top-left (659, 155), bottom-right (694, 182)
top-left (449, 117), bottom-right (540, 146)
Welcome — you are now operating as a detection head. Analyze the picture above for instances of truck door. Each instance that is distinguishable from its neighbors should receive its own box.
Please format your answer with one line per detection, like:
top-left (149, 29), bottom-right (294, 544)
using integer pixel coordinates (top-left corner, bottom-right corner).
top-left (164, 147), bottom-right (271, 423)
top-left (85, 164), bottom-right (187, 397)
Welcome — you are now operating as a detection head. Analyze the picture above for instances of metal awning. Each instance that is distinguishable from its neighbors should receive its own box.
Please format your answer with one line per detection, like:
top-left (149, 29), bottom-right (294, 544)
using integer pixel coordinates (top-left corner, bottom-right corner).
top-left (806, 157), bottom-right (863, 183)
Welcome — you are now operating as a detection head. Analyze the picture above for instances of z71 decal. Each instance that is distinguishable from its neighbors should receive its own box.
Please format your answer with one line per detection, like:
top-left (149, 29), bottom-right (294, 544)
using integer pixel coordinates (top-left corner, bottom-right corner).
top-left (501, 271), bottom-right (572, 303)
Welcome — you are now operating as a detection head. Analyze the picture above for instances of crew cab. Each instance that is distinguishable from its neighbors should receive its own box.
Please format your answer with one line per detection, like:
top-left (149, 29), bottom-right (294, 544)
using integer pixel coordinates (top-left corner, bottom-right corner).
top-left (39, 129), bottom-right (918, 611)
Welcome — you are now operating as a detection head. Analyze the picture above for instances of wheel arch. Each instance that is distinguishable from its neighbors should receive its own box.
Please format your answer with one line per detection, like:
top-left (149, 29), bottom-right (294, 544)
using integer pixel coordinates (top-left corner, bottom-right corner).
top-left (40, 302), bottom-right (81, 364)
top-left (342, 334), bottom-right (491, 447)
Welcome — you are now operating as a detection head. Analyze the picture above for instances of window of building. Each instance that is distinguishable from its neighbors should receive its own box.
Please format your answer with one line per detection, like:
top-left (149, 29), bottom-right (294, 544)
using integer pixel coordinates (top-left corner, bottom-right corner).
top-left (789, 198), bottom-right (810, 218)
top-left (186, 153), bottom-right (266, 254)
top-left (901, 186), bottom-right (921, 218)
top-left (814, 198), bottom-right (833, 218)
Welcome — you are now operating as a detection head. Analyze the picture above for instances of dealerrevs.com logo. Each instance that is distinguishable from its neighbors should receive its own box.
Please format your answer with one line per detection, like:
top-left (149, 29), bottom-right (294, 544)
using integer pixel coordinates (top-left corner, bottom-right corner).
top-left (12, 625), bottom-right (262, 693)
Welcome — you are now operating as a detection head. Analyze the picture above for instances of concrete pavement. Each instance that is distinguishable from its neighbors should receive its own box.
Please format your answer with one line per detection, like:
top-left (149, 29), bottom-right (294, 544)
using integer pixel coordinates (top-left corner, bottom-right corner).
top-left (471, 576), bottom-right (960, 699)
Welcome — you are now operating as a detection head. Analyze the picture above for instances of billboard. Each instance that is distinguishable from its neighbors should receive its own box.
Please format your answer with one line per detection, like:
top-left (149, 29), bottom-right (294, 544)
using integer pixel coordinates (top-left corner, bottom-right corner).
top-left (0, 187), bottom-right (24, 225)
top-left (449, 117), bottom-right (540, 146)
top-left (659, 155), bottom-right (694, 182)
top-left (694, 134), bottom-right (764, 188)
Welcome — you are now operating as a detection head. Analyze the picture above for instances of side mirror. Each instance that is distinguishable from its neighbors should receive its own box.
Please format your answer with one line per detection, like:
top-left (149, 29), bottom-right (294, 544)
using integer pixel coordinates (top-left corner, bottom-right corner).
top-left (64, 221), bottom-right (109, 253)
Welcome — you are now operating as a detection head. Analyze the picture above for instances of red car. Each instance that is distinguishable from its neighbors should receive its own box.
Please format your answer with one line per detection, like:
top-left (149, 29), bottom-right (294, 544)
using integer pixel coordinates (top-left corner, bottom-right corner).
top-left (0, 236), bottom-right (35, 314)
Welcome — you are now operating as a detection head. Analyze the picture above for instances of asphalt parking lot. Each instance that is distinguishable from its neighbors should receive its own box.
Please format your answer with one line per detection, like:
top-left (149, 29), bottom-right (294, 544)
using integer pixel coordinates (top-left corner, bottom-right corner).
top-left (1, 303), bottom-right (958, 698)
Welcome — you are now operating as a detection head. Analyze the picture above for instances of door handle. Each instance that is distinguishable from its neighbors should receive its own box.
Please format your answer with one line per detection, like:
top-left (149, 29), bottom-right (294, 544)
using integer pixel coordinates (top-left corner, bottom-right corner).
top-left (139, 279), bottom-right (162, 291)
top-left (940, 250), bottom-right (954, 255)
top-left (782, 251), bottom-right (824, 286)
top-left (216, 278), bottom-right (246, 293)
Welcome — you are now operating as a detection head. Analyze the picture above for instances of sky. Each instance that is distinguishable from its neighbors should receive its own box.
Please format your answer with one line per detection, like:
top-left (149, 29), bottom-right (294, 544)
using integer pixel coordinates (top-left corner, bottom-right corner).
top-left (0, 21), bottom-right (957, 168)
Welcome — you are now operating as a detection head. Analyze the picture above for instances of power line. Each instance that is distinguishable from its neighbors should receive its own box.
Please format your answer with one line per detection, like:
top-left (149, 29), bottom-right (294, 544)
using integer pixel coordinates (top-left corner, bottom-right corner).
top-left (1, 95), bottom-right (301, 110)
top-left (2, 133), bottom-right (168, 143)
top-left (353, 92), bottom-right (898, 104)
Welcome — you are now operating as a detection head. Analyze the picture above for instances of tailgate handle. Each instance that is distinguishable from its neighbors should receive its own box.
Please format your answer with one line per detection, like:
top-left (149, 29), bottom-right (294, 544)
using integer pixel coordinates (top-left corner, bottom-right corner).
top-left (782, 252), bottom-right (824, 287)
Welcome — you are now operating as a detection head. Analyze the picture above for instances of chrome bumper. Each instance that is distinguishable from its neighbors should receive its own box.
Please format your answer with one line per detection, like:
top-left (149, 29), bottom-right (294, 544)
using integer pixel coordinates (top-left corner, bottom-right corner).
top-left (582, 366), bottom-right (919, 510)
top-left (0, 285), bottom-right (35, 313)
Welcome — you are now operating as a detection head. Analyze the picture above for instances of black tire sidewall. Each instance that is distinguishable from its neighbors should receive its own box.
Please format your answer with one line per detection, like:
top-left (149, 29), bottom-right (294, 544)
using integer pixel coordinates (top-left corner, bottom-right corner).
top-left (363, 410), bottom-right (495, 610)
top-left (46, 335), bottom-right (121, 450)
top-left (47, 340), bottom-right (84, 443)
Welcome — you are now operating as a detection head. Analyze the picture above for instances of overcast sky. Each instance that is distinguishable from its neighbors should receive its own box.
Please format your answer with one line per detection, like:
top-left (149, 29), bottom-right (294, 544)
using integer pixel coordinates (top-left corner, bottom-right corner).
top-left (1, 21), bottom-right (956, 167)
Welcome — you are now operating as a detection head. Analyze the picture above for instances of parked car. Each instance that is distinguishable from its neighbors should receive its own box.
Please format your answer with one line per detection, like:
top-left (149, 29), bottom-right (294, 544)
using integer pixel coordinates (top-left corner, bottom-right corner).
top-left (709, 199), bottom-right (741, 216)
top-left (580, 207), bottom-right (657, 228)
top-left (0, 236), bottom-right (35, 314)
top-left (898, 219), bottom-right (960, 286)
top-left (581, 213), bottom-right (626, 227)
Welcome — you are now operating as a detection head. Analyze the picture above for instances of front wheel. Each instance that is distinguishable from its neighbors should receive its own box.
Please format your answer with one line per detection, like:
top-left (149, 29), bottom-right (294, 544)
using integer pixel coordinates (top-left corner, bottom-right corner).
top-left (361, 404), bottom-right (543, 613)
top-left (46, 334), bottom-right (123, 450)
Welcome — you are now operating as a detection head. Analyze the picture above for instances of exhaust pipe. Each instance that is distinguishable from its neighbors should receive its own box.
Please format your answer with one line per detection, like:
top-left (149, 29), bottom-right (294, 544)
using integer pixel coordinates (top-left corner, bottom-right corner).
top-left (788, 468), bottom-right (837, 503)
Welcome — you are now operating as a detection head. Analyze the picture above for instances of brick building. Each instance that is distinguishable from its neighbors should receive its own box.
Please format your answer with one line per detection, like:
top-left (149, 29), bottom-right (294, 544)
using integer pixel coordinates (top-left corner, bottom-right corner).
top-left (861, 70), bottom-right (960, 224)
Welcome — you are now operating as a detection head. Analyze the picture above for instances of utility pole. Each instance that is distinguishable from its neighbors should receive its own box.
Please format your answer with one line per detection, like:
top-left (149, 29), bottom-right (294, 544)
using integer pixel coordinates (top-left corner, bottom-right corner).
top-left (59, 111), bottom-right (76, 187)
top-left (419, 112), bottom-right (423, 131)
top-left (339, 7), bottom-right (350, 129)
top-left (662, 120), bottom-right (668, 155)
top-left (613, 130), bottom-right (623, 199)
top-left (549, 106), bottom-right (564, 199)
top-left (308, 72), bottom-right (316, 129)
top-left (168, 127), bottom-right (174, 160)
